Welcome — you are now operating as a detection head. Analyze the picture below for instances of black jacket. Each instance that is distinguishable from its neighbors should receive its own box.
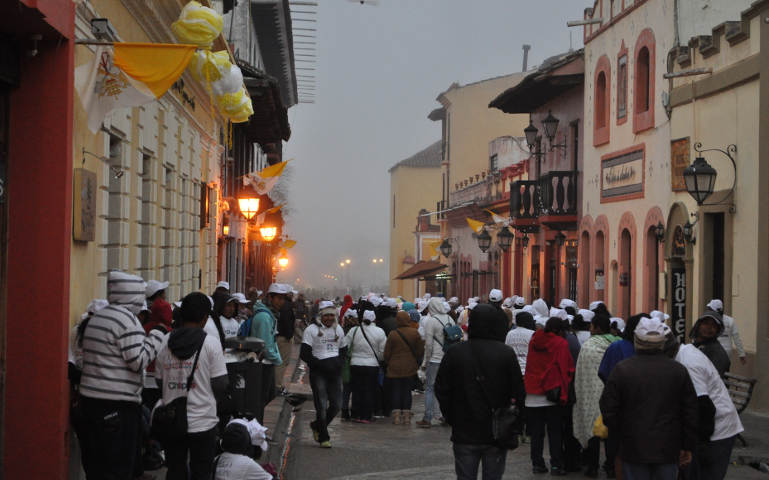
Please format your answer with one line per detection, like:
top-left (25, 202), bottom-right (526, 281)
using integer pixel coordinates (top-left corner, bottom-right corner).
top-left (435, 304), bottom-right (525, 445)
top-left (278, 301), bottom-right (296, 340)
top-left (600, 351), bottom-right (698, 464)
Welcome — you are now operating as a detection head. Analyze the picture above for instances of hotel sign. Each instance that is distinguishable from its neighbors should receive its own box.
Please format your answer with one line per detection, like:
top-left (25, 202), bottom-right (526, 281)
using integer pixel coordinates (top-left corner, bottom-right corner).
top-left (601, 149), bottom-right (644, 200)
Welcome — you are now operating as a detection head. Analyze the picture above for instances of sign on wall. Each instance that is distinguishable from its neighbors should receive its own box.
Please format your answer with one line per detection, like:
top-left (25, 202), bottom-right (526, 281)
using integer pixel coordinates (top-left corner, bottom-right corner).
top-left (601, 149), bottom-right (644, 199)
top-left (671, 137), bottom-right (690, 191)
top-left (73, 168), bottom-right (96, 242)
top-left (671, 265), bottom-right (687, 343)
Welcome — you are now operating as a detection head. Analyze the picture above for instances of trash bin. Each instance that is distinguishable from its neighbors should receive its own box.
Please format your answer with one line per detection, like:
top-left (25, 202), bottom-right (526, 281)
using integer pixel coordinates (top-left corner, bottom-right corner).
top-left (223, 337), bottom-right (270, 421)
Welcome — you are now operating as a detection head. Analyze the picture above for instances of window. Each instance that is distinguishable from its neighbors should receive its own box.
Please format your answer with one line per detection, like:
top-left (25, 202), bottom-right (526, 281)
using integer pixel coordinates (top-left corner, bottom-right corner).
top-left (617, 55), bottom-right (628, 120)
top-left (593, 55), bottom-right (611, 146)
top-left (633, 28), bottom-right (656, 133)
top-left (490, 154), bottom-right (498, 172)
top-left (635, 47), bottom-right (650, 113)
top-left (106, 134), bottom-right (123, 271)
top-left (163, 167), bottom-right (175, 282)
top-left (596, 73), bottom-right (607, 128)
top-left (140, 153), bottom-right (153, 274)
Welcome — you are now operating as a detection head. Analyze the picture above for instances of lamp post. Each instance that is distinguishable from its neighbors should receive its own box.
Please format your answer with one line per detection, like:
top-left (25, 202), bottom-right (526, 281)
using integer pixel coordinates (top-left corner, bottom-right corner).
top-left (554, 231), bottom-right (566, 247)
top-left (683, 142), bottom-right (737, 207)
top-left (477, 229), bottom-right (492, 253)
top-left (522, 234), bottom-right (530, 249)
top-left (524, 110), bottom-right (567, 152)
top-left (260, 226), bottom-right (277, 242)
top-left (655, 221), bottom-right (665, 242)
top-left (497, 226), bottom-right (514, 252)
top-left (439, 238), bottom-right (453, 257)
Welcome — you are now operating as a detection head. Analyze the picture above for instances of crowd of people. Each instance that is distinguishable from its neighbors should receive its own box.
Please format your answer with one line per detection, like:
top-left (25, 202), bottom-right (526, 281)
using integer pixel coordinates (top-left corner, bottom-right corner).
top-left (68, 272), bottom-right (311, 480)
top-left (66, 271), bottom-right (748, 480)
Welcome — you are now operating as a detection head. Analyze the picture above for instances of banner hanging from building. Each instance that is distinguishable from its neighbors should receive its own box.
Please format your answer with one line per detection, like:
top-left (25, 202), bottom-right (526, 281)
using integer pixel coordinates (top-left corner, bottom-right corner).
top-left (75, 43), bottom-right (196, 133)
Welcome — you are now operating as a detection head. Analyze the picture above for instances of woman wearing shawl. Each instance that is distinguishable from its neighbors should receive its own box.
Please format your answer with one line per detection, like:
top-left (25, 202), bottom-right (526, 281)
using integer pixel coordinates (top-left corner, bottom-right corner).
top-left (524, 317), bottom-right (575, 475)
top-left (573, 314), bottom-right (621, 478)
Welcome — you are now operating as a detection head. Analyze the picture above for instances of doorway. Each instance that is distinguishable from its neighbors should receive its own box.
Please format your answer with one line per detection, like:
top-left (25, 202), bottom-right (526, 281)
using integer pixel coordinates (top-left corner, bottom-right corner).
top-left (0, 86), bottom-right (9, 467)
top-left (619, 228), bottom-right (632, 319)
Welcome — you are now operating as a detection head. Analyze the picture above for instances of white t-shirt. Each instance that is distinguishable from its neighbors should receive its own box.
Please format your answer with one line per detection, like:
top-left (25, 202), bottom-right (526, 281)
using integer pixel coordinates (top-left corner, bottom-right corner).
top-left (344, 324), bottom-right (386, 367)
top-left (155, 334), bottom-right (228, 433)
top-left (204, 316), bottom-right (220, 339)
top-left (505, 327), bottom-right (534, 375)
top-left (214, 452), bottom-right (272, 480)
top-left (525, 393), bottom-right (556, 408)
top-left (675, 344), bottom-right (744, 441)
top-left (302, 323), bottom-right (345, 360)
top-left (220, 316), bottom-right (240, 339)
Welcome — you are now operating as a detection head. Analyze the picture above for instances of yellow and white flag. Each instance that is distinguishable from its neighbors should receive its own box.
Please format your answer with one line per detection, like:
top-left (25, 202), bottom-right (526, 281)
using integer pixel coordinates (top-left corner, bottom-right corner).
top-left (255, 204), bottom-right (283, 225)
top-left (244, 161), bottom-right (288, 196)
top-left (75, 43), bottom-right (196, 133)
top-left (466, 217), bottom-right (486, 234)
top-left (485, 209), bottom-right (510, 226)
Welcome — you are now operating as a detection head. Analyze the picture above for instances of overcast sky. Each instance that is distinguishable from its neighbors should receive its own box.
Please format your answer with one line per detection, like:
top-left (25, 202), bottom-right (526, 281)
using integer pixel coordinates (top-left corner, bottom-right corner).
top-left (277, 0), bottom-right (587, 291)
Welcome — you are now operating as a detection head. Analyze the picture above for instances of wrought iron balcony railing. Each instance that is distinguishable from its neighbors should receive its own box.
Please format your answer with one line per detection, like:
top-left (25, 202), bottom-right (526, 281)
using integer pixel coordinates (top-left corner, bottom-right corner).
top-left (510, 170), bottom-right (578, 219)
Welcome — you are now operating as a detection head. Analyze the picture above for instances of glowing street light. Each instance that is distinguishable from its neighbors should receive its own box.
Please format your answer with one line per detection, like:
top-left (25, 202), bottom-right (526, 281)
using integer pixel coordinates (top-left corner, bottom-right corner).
top-left (278, 256), bottom-right (289, 269)
top-left (237, 197), bottom-right (260, 220)
top-left (340, 262), bottom-right (345, 267)
top-left (378, 258), bottom-right (383, 263)
top-left (260, 226), bottom-right (277, 242)
top-left (345, 259), bottom-right (351, 264)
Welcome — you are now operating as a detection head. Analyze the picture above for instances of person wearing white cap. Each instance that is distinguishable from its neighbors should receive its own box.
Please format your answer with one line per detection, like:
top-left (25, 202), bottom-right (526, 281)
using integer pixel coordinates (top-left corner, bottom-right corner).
top-left (214, 280), bottom-right (230, 296)
top-left (573, 314), bottom-right (621, 477)
top-left (663, 329), bottom-right (743, 480)
top-left (599, 317), bottom-right (698, 479)
top-left (417, 297), bottom-right (457, 428)
top-left (344, 309), bottom-right (386, 424)
top-left (78, 272), bottom-right (167, 478)
top-left (300, 300), bottom-right (346, 448)
top-left (447, 297), bottom-right (460, 321)
top-left (531, 299), bottom-right (550, 328)
top-left (690, 309), bottom-right (731, 377)
top-left (239, 283), bottom-right (289, 422)
top-left (574, 309), bottom-right (594, 345)
top-left (232, 293), bottom-right (253, 324)
top-left (706, 299), bottom-right (746, 365)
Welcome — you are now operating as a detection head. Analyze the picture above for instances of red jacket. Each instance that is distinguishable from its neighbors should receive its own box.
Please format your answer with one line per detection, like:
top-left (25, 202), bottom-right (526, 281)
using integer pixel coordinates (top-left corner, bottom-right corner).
top-left (524, 329), bottom-right (575, 404)
top-left (144, 298), bottom-right (173, 373)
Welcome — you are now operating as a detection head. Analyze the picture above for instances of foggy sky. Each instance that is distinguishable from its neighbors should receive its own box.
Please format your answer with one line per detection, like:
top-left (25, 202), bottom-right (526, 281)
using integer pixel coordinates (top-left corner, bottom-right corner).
top-left (277, 0), bottom-right (586, 292)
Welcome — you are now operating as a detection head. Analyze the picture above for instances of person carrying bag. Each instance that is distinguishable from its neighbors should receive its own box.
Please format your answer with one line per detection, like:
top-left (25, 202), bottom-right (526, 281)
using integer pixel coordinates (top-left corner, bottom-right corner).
top-left (384, 311), bottom-right (425, 425)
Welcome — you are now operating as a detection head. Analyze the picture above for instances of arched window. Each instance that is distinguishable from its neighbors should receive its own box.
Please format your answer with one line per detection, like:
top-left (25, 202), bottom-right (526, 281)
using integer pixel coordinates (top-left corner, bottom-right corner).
top-left (633, 28), bottom-right (656, 133)
top-left (635, 47), bottom-right (650, 113)
top-left (593, 55), bottom-right (611, 146)
top-left (596, 73), bottom-right (607, 128)
top-left (580, 231), bottom-right (591, 304)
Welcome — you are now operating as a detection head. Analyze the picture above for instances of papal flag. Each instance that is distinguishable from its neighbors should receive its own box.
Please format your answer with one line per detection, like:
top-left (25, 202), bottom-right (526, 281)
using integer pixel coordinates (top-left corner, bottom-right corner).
top-left (255, 203), bottom-right (283, 225)
top-left (466, 217), bottom-right (486, 234)
top-left (485, 209), bottom-right (509, 225)
top-left (76, 43), bottom-right (197, 133)
top-left (244, 161), bottom-right (288, 195)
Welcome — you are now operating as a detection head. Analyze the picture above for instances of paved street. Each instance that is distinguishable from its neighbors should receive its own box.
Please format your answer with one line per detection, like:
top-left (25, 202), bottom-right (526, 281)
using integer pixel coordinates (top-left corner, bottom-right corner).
top-left (282, 368), bottom-right (768, 480)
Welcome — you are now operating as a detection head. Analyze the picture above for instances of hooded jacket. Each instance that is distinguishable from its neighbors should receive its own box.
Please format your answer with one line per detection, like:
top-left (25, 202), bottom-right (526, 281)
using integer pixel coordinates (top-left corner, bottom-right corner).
top-left (435, 304), bottom-right (526, 445)
top-left (524, 329), bottom-right (575, 404)
top-left (422, 298), bottom-right (455, 365)
top-left (531, 299), bottom-right (550, 326)
top-left (247, 301), bottom-right (282, 365)
top-left (384, 312), bottom-right (425, 378)
top-left (339, 295), bottom-right (354, 323)
top-left (690, 315), bottom-right (730, 377)
top-left (168, 326), bottom-right (207, 360)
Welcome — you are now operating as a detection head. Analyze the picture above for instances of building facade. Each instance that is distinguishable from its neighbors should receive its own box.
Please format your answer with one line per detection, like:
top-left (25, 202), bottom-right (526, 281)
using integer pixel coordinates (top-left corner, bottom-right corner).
top-left (667, 0), bottom-right (769, 410)
top-left (431, 74), bottom-right (529, 300)
top-left (388, 141), bottom-right (442, 299)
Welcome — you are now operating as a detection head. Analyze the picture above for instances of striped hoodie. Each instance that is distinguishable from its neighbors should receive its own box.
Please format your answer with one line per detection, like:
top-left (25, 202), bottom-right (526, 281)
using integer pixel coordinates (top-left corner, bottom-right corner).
top-left (79, 271), bottom-right (165, 403)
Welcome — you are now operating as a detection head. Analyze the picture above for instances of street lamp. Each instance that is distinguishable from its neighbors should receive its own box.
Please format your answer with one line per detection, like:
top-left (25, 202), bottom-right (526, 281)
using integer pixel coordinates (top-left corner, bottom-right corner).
top-left (345, 259), bottom-right (351, 264)
top-left (524, 115), bottom-right (539, 150)
top-left (497, 227), bottom-right (514, 252)
top-left (522, 234), bottom-right (530, 249)
top-left (541, 110), bottom-right (560, 144)
top-left (340, 262), bottom-right (345, 267)
top-left (683, 220), bottom-right (696, 244)
top-left (260, 226), bottom-right (277, 242)
top-left (477, 229), bottom-right (492, 253)
top-left (683, 157), bottom-right (717, 205)
top-left (237, 197), bottom-right (260, 220)
top-left (655, 221), bottom-right (665, 242)
top-left (439, 238), bottom-right (453, 257)
top-left (278, 256), bottom-right (289, 269)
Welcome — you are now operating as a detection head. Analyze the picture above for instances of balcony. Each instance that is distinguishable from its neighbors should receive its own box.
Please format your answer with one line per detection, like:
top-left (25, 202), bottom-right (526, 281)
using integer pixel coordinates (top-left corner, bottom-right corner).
top-left (449, 172), bottom-right (508, 208)
top-left (510, 170), bottom-right (578, 230)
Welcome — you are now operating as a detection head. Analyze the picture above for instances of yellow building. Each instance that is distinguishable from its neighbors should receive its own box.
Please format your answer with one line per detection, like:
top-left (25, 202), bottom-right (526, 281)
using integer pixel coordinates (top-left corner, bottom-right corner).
top-left (430, 74), bottom-right (529, 299)
top-left (668, 0), bottom-right (769, 410)
top-left (388, 141), bottom-right (442, 299)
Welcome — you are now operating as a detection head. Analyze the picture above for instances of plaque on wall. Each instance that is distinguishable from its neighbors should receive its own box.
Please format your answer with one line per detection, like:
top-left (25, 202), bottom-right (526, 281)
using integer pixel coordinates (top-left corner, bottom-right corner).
top-left (73, 168), bottom-right (96, 242)
top-left (671, 137), bottom-right (690, 191)
top-left (601, 148), bottom-right (644, 200)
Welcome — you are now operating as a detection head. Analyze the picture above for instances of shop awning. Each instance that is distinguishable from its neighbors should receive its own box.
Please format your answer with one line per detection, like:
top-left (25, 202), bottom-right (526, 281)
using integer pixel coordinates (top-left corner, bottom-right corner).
top-left (394, 260), bottom-right (447, 280)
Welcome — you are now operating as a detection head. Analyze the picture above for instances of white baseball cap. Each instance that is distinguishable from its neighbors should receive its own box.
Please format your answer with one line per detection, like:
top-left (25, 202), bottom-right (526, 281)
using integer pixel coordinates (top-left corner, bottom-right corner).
top-left (589, 300), bottom-right (605, 311)
top-left (559, 298), bottom-right (577, 310)
top-left (216, 281), bottom-right (230, 290)
top-left (383, 297), bottom-right (398, 308)
top-left (489, 289), bottom-right (503, 302)
top-left (145, 280), bottom-right (169, 298)
top-left (232, 293), bottom-right (250, 304)
top-left (578, 309), bottom-right (595, 323)
top-left (362, 310), bottom-right (376, 322)
top-left (707, 299), bottom-right (723, 311)
top-left (267, 283), bottom-right (292, 295)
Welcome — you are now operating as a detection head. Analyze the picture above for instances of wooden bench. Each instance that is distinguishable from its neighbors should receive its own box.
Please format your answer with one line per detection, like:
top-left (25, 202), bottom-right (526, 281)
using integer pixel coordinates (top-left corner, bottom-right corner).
top-left (724, 372), bottom-right (757, 447)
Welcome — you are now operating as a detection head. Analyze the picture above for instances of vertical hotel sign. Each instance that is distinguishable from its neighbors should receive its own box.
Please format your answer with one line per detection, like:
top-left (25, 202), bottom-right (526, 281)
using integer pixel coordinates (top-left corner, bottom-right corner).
top-left (671, 265), bottom-right (686, 343)
top-left (671, 137), bottom-right (690, 191)
top-left (601, 148), bottom-right (644, 201)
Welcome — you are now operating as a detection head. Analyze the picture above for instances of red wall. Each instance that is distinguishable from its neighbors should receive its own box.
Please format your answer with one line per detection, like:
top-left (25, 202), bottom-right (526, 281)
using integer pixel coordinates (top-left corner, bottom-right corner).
top-left (4, 4), bottom-right (74, 478)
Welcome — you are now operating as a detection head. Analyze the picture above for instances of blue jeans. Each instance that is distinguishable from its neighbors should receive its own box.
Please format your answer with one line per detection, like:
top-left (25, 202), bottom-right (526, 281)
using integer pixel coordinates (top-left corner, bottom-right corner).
top-left (622, 462), bottom-right (678, 480)
top-left (424, 361), bottom-right (441, 421)
top-left (309, 372), bottom-right (342, 442)
top-left (453, 443), bottom-right (507, 480)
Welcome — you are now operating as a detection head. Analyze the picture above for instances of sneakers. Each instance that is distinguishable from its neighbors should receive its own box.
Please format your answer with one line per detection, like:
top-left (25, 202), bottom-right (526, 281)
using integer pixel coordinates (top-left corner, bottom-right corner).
top-left (550, 466), bottom-right (567, 476)
top-left (416, 419), bottom-right (431, 428)
top-left (310, 421), bottom-right (319, 442)
top-left (319, 440), bottom-right (332, 448)
top-left (532, 465), bottom-right (548, 474)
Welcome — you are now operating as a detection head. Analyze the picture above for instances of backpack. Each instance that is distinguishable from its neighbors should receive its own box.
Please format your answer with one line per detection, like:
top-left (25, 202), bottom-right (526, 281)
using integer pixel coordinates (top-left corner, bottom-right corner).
top-left (238, 305), bottom-right (273, 337)
top-left (437, 317), bottom-right (463, 352)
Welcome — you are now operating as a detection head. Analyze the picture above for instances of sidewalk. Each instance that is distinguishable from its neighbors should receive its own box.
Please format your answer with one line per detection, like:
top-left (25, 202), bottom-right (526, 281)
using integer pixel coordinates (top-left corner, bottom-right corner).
top-left (728, 410), bottom-right (769, 478)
